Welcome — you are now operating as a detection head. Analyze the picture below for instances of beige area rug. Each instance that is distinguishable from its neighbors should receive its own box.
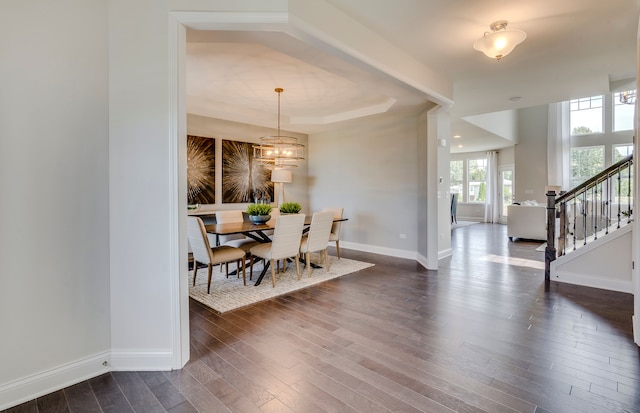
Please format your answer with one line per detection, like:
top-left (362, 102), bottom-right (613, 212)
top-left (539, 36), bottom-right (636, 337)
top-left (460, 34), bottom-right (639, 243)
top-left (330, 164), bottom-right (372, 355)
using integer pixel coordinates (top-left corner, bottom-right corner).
top-left (452, 220), bottom-right (478, 229)
top-left (189, 256), bottom-right (374, 313)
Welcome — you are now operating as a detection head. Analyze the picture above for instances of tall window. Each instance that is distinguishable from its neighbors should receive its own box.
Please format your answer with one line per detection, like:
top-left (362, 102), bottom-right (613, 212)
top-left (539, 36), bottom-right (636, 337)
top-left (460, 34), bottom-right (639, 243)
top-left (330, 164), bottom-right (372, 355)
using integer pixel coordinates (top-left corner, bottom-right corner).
top-left (613, 91), bottom-right (635, 132)
top-left (613, 143), bottom-right (633, 163)
top-left (468, 158), bottom-right (487, 202)
top-left (570, 146), bottom-right (604, 187)
top-left (570, 95), bottom-right (603, 135)
top-left (450, 160), bottom-right (464, 201)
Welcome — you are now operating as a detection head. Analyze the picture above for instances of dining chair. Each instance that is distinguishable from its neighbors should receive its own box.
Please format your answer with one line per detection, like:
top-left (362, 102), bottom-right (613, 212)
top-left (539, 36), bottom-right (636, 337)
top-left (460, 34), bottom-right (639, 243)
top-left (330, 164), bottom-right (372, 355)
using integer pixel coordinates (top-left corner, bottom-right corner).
top-left (187, 216), bottom-right (247, 292)
top-left (323, 207), bottom-right (344, 260)
top-left (215, 210), bottom-right (260, 277)
top-left (451, 193), bottom-right (458, 224)
top-left (299, 210), bottom-right (334, 277)
top-left (249, 214), bottom-right (305, 287)
top-left (264, 207), bottom-right (280, 237)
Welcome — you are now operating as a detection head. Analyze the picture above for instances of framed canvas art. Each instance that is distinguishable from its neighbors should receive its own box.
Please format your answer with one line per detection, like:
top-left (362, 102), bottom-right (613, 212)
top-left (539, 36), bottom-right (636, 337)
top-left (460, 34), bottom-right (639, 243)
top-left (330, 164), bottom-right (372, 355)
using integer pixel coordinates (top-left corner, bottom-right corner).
top-left (221, 139), bottom-right (273, 203)
top-left (187, 135), bottom-right (215, 204)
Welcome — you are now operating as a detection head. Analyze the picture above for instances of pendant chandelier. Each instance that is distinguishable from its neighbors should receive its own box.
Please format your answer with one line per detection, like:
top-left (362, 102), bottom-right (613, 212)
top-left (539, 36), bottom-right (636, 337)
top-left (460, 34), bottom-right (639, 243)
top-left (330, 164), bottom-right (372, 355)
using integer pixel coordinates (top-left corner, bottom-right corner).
top-left (253, 88), bottom-right (305, 170)
top-left (620, 90), bottom-right (636, 105)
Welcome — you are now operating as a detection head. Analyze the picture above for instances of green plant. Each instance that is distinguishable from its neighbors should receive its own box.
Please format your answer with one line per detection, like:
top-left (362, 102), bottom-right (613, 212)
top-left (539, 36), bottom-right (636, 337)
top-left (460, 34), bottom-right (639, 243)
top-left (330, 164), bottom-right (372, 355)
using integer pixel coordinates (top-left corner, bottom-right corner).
top-left (246, 203), bottom-right (272, 216)
top-left (279, 202), bottom-right (302, 214)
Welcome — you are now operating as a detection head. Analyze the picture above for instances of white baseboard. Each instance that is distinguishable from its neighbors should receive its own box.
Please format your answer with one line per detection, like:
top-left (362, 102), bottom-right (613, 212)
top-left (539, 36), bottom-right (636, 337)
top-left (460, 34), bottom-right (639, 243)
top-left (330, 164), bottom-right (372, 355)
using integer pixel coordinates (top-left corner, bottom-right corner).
top-left (552, 270), bottom-right (633, 293)
top-left (438, 248), bottom-right (452, 260)
top-left (341, 242), bottom-right (450, 270)
top-left (110, 350), bottom-right (174, 371)
top-left (340, 241), bottom-right (417, 260)
top-left (0, 351), bottom-right (110, 411)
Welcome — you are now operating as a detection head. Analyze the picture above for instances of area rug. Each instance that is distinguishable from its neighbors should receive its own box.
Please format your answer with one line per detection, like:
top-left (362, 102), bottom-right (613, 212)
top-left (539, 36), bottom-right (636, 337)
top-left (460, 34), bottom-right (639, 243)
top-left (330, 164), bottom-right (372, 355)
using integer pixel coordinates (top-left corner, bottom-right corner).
top-left (189, 256), bottom-right (374, 313)
top-left (452, 220), bottom-right (478, 229)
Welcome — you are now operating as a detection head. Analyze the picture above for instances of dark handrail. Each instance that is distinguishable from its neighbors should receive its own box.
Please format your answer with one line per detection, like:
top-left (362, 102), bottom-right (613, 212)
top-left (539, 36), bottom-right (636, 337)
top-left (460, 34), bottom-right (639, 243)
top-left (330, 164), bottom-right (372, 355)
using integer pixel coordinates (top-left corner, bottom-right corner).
top-left (555, 155), bottom-right (632, 203)
top-left (545, 154), bottom-right (633, 282)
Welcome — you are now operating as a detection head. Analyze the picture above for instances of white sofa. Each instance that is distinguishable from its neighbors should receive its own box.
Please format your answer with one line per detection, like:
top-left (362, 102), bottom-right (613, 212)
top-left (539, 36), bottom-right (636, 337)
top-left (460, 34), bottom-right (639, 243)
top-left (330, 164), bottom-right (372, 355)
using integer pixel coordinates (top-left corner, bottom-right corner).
top-left (507, 204), bottom-right (547, 241)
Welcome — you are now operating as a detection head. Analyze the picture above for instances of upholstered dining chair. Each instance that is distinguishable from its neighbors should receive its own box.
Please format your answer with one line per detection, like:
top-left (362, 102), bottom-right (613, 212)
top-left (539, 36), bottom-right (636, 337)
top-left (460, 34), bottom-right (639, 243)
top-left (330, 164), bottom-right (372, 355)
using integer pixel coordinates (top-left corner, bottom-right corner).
top-left (299, 210), bottom-right (334, 277)
top-left (451, 193), bottom-right (459, 224)
top-left (323, 207), bottom-right (344, 260)
top-left (249, 214), bottom-right (305, 287)
top-left (187, 216), bottom-right (247, 292)
top-left (215, 210), bottom-right (260, 276)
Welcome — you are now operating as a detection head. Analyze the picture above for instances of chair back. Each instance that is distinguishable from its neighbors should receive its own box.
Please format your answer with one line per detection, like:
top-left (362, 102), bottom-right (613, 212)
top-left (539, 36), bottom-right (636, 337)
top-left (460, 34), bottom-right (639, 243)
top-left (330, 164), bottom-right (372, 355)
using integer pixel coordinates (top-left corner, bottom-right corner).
top-left (323, 207), bottom-right (344, 238)
top-left (187, 216), bottom-right (212, 264)
top-left (270, 214), bottom-right (305, 260)
top-left (262, 207), bottom-right (280, 236)
top-left (451, 193), bottom-right (458, 216)
top-left (304, 211), bottom-right (334, 252)
top-left (215, 210), bottom-right (245, 243)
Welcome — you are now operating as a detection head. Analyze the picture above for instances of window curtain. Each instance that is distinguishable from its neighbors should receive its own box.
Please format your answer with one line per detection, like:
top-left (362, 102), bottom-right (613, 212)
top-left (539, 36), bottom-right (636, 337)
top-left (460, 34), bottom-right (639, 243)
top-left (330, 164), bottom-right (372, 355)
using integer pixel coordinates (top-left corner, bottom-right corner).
top-left (547, 101), bottom-right (571, 191)
top-left (484, 151), bottom-right (499, 223)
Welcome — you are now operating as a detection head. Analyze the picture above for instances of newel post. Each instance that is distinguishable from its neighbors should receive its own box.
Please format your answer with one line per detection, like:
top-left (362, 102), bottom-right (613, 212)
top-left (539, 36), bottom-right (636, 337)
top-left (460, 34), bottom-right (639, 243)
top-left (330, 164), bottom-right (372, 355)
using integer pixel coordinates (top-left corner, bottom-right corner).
top-left (545, 191), bottom-right (557, 282)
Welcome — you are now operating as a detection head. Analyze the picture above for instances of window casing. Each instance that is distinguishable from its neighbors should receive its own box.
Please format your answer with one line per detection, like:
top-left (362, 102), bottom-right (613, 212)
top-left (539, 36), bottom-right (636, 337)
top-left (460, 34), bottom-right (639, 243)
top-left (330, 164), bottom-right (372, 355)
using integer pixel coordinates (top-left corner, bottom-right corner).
top-left (570, 95), bottom-right (603, 135)
top-left (565, 92), bottom-right (633, 188)
top-left (467, 158), bottom-right (487, 203)
top-left (613, 91), bottom-right (635, 132)
top-left (613, 143), bottom-right (633, 163)
top-left (570, 146), bottom-right (604, 187)
top-left (449, 160), bottom-right (464, 201)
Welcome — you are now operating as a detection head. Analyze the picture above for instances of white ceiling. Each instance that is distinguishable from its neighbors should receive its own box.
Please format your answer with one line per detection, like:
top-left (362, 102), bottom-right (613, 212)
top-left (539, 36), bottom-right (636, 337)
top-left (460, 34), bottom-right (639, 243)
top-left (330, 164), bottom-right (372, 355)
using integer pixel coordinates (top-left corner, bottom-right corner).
top-left (186, 0), bottom-right (639, 153)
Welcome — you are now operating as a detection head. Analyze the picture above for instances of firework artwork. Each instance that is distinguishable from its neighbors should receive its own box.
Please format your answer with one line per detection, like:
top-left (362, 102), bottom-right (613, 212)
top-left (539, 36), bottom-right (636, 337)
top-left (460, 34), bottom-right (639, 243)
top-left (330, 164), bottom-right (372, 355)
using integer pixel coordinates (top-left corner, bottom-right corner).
top-left (221, 140), bottom-right (273, 203)
top-left (186, 135), bottom-right (215, 204)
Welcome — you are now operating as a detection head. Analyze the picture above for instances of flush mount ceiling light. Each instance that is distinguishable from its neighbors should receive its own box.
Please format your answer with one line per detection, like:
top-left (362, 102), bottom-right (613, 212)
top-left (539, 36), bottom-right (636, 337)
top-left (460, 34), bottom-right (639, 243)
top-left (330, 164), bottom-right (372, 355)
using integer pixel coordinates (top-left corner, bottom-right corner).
top-left (473, 20), bottom-right (526, 61)
top-left (253, 88), bottom-right (305, 170)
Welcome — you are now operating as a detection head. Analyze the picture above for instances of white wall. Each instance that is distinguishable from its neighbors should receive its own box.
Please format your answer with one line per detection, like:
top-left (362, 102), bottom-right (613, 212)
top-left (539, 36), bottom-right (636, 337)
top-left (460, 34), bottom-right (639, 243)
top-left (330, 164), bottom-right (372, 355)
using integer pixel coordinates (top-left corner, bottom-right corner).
top-left (515, 105), bottom-right (549, 203)
top-left (187, 114), bottom-right (309, 213)
top-left (108, 0), bottom-right (185, 370)
top-left (433, 109), bottom-right (452, 262)
top-left (0, 1), bottom-right (111, 408)
top-left (551, 226), bottom-right (633, 293)
top-left (308, 113), bottom-right (421, 258)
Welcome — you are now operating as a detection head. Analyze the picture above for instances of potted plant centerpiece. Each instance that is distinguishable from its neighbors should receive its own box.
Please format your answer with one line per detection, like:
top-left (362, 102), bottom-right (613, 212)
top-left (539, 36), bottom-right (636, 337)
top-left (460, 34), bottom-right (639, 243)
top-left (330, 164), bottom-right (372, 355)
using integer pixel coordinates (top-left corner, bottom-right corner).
top-left (247, 203), bottom-right (272, 224)
top-left (279, 202), bottom-right (302, 214)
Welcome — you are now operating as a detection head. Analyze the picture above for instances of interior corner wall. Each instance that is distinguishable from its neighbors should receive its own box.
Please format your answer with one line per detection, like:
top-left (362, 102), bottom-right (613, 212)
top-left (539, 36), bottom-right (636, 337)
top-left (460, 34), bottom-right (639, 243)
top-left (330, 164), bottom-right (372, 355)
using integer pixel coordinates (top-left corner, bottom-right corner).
top-left (187, 114), bottom-right (310, 213)
top-left (0, 1), bottom-right (111, 409)
top-left (515, 105), bottom-right (549, 203)
top-left (435, 110), bottom-right (452, 260)
top-left (108, 0), bottom-right (181, 370)
top-left (308, 114), bottom-right (419, 259)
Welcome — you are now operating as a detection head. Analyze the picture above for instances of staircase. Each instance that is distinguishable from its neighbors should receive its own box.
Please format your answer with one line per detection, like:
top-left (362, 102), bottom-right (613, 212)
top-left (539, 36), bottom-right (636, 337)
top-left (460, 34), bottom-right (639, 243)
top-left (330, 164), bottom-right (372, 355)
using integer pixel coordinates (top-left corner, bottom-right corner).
top-left (545, 155), bottom-right (633, 292)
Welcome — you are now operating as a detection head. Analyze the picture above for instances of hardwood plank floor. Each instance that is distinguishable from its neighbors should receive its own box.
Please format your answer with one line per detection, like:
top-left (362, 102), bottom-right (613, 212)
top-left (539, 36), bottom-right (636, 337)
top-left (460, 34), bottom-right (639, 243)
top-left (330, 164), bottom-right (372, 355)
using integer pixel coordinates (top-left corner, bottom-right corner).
top-left (4, 223), bottom-right (639, 412)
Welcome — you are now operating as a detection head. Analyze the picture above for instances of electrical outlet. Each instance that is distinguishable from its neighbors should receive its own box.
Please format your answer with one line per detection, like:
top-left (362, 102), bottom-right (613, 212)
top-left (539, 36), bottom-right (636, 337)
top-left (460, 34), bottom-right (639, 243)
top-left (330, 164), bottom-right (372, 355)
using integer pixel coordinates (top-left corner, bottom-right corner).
top-left (399, 233), bottom-right (407, 239)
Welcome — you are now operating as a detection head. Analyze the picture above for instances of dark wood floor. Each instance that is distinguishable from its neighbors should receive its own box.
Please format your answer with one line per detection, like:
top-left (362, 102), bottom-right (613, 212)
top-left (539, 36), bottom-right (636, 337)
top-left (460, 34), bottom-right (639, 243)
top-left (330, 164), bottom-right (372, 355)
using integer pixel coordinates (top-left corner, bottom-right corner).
top-left (4, 223), bottom-right (639, 412)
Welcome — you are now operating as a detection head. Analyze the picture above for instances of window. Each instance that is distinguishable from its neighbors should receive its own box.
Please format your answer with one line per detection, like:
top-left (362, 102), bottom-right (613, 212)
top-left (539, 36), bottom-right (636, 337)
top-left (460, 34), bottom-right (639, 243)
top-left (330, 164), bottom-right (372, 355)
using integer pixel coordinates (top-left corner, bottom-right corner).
top-left (613, 91), bottom-right (635, 132)
top-left (450, 160), bottom-right (464, 201)
top-left (467, 158), bottom-right (487, 202)
top-left (570, 146), bottom-right (604, 187)
top-left (613, 144), bottom-right (633, 163)
top-left (570, 95), bottom-right (603, 135)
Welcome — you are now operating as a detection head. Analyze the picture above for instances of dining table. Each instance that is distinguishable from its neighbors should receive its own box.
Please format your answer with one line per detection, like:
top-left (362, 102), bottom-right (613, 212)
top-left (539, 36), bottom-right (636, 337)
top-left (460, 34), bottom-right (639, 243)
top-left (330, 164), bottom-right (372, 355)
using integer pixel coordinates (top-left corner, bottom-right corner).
top-left (204, 215), bottom-right (347, 286)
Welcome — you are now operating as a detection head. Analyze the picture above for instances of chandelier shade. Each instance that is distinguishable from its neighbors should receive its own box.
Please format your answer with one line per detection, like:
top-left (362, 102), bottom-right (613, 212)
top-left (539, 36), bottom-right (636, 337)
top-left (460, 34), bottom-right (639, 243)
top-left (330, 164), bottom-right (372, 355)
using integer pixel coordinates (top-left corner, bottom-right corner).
top-left (253, 88), bottom-right (305, 170)
top-left (473, 20), bottom-right (526, 61)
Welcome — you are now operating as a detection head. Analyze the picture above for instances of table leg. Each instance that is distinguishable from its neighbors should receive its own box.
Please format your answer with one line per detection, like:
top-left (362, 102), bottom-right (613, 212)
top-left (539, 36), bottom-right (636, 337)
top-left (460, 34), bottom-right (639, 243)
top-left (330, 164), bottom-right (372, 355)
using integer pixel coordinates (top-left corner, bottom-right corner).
top-left (254, 260), bottom-right (270, 286)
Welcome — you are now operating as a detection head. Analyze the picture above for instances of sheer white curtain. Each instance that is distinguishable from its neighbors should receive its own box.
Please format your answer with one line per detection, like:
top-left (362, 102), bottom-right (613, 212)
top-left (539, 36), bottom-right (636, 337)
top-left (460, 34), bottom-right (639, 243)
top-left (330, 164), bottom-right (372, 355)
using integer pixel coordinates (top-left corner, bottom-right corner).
top-left (547, 101), bottom-right (571, 191)
top-left (484, 151), bottom-right (499, 223)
